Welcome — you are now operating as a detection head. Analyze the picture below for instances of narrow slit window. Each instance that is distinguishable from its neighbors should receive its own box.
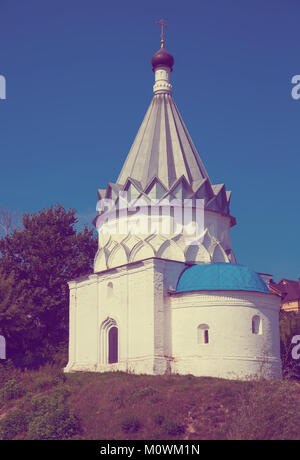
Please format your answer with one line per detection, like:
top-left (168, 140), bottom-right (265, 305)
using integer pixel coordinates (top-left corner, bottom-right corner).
top-left (198, 324), bottom-right (210, 345)
top-left (107, 282), bottom-right (113, 298)
top-left (252, 315), bottom-right (262, 335)
top-left (204, 329), bottom-right (209, 344)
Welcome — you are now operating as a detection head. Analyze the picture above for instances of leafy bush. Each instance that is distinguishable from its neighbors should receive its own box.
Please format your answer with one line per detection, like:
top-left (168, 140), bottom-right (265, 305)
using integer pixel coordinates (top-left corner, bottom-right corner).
top-left (0, 384), bottom-right (81, 440)
top-left (0, 378), bottom-right (24, 402)
top-left (27, 406), bottom-right (80, 440)
top-left (26, 387), bottom-right (80, 440)
top-left (0, 409), bottom-right (28, 440)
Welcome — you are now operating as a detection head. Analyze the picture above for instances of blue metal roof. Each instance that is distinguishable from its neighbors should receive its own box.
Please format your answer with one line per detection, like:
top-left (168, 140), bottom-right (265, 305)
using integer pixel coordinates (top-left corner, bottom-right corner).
top-left (176, 263), bottom-right (270, 294)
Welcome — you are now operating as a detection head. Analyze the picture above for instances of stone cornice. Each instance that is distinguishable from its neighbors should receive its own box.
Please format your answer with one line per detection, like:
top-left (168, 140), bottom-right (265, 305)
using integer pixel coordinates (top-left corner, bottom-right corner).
top-left (170, 290), bottom-right (280, 311)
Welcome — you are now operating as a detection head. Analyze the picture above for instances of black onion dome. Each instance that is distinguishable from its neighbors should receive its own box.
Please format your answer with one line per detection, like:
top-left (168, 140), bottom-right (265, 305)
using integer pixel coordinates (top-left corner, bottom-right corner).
top-left (151, 47), bottom-right (174, 71)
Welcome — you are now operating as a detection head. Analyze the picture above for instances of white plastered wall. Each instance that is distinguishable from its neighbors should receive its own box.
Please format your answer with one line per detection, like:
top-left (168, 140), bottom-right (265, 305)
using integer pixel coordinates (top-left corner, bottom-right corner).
top-left (65, 258), bottom-right (282, 380)
top-left (169, 290), bottom-right (282, 380)
top-left (64, 258), bottom-right (186, 374)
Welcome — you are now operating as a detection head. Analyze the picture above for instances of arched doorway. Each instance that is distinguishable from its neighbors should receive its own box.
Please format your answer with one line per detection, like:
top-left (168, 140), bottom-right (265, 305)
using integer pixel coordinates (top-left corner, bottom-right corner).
top-left (100, 317), bottom-right (119, 365)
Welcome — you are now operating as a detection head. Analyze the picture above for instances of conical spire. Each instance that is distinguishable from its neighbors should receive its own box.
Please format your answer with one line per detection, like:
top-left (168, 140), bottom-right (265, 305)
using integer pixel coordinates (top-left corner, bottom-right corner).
top-left (94, 35), bottom-right (236, 272)
top-left (116, 94), bottom-right (210, 190)
top-left (98, 37), bottom-right (233, 220)
top-left (115, 23), bottom-right (210, 191)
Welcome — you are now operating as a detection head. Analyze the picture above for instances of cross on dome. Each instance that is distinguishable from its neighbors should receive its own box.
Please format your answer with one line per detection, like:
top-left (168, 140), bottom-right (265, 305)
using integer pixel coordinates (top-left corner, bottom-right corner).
top-left (151, 19), bottom-right (174, 72)
top-left (155, 18), bottom-right (169, 48)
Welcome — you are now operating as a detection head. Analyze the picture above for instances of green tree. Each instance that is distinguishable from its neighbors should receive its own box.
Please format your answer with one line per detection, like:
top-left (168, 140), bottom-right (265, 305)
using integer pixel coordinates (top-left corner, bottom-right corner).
top-left (0, 204), bottom-right (97, 368)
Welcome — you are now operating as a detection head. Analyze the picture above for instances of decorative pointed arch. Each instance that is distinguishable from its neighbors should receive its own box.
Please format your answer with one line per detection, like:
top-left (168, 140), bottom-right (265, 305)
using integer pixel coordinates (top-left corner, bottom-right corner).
top-left (185, 243), bottom-right (211, 263)
top-left (202, 230), bottom-right (213, 251)
top-left (121, 233), bottom-right (142, 257)
top-left (211, 244), bottom-right (229, 263)
top-left (94, 248), bottom-right (107, 272)
top-left (130, 241), bottom-right (155, 262)
top-left (144, 176), bottom-right (167, 200)
top-left (100, 317), bottom-right (119, 365)
top-left (145, 233), bottom-right (167, 255)
top-left (157, 240), bottom-right (185, 261)
top-left (107, 244), bottom-right (128, 268)
top-left (98, 231), bottom-right (111, 250)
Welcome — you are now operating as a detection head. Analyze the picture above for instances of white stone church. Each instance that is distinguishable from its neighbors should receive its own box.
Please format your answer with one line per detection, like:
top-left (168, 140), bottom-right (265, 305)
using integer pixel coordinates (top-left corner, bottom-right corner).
top-left (64, 37), bottom-right (282, 380)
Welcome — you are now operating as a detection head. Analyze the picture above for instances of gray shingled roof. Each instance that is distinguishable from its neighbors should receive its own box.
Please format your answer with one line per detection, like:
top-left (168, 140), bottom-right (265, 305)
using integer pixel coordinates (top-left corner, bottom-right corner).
top-left (98, 91), bottom-right (234, 221)
top-left (117, 93), bottom-right (209, 190)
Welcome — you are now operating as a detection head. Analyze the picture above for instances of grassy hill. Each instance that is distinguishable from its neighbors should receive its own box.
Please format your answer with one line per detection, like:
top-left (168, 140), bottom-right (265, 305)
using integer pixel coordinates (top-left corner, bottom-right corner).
top-left (1, 363), bottom-right (300, 440)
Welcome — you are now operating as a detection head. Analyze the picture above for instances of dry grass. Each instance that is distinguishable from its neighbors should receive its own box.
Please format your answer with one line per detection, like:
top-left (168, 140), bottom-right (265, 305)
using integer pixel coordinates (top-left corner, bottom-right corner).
top-left (1, 363), bottom-right (300, 440)
top-left (227, 379), bottom-right (300, 440)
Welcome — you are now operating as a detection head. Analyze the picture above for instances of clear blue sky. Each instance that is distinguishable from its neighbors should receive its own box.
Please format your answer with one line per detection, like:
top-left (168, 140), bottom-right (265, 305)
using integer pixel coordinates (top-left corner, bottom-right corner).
top-left (0, 0), bottom-right (299, 281)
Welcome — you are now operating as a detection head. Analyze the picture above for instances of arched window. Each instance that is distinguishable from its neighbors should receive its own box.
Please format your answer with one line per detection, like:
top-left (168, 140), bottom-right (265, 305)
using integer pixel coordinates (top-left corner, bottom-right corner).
top-left (100, 318), bottom-right (119, 364)
top-left (107, 282), bottom-right (113, 298)
top-left (252, 315), bottom-right (262, 335)
top-left (197, 324), bottom-right (210, 344)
